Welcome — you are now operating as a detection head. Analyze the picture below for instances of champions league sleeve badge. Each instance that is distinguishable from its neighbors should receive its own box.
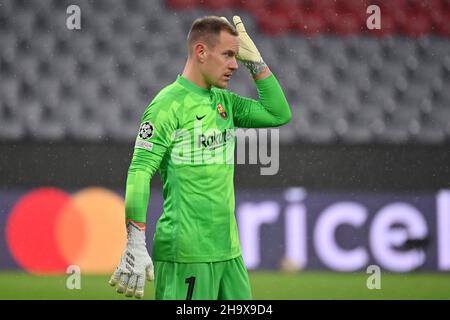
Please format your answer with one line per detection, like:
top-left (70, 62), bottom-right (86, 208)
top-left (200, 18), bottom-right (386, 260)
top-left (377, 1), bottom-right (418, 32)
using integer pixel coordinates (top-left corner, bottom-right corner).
top-left (138, 121), bottom-right (154, 140)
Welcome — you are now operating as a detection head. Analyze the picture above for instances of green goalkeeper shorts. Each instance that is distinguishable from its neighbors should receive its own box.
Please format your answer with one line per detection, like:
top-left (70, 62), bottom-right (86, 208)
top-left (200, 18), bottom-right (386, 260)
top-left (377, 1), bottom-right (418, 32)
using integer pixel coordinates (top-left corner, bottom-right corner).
top-left (153, 256), bottom-right (252, 300)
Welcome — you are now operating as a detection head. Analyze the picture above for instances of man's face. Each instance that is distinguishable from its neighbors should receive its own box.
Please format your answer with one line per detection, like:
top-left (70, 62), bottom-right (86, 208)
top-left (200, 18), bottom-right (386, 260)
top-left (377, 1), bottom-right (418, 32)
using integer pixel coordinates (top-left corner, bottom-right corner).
top-left (201, 31), bottom-right (239, 89)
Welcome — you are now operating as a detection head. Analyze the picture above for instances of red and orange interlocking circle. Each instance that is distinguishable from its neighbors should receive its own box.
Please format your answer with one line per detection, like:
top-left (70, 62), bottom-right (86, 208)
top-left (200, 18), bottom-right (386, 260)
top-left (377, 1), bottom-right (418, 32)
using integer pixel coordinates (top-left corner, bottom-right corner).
top-left (6, 187), bottom-right (127, 274)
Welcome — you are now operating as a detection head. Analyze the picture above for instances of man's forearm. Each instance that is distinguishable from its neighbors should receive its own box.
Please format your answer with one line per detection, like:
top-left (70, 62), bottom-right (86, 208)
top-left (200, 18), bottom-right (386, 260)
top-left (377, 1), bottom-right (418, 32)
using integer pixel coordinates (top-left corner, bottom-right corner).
top-left (254, 73), bottom-right (292, 125)
top-left (125, 169), bottom-right (151, 224)
top-left (124, 144), bottom-right (163, 225)
top-left (254, 66), bottom-right (271, 80)
top-left (127, 218), bottom-right (146, 231)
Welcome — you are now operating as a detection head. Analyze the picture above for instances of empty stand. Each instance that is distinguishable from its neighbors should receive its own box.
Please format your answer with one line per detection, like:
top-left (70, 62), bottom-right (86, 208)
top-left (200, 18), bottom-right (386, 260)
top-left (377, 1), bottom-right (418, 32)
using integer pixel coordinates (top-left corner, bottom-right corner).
top-left (0, 0), bottom-right (449, 144)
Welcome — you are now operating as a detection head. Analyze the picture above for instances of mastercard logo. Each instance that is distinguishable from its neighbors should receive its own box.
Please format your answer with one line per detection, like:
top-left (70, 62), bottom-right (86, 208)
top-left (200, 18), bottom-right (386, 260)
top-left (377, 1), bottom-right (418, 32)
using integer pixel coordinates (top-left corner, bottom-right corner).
top-left (5, 187), bottom-right (127, 274)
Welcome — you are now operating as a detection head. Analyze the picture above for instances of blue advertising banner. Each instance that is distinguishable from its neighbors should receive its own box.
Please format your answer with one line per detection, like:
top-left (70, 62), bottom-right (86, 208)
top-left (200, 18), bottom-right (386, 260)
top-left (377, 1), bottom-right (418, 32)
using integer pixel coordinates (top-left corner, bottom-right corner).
top-left (1, 187), bottom-right (449, 273)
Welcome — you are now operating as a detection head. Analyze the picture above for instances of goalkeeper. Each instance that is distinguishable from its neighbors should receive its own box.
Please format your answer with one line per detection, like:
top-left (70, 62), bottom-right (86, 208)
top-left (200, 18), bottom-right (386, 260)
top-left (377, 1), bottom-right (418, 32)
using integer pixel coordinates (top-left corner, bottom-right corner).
top-left (109, 16), bottom-right (291, 299)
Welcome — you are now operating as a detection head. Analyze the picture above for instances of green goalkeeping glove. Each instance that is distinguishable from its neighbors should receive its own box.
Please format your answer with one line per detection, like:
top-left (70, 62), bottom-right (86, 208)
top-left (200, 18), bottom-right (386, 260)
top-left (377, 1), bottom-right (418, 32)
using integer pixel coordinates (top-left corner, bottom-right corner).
top-left (224, 16), bottom-right (268, 77)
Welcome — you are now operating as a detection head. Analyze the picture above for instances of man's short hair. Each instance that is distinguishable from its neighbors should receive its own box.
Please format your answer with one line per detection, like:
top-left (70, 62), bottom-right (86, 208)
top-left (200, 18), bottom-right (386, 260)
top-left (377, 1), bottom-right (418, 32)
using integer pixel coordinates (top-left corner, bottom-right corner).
top-left (187, 16), bottom-right (238, 54)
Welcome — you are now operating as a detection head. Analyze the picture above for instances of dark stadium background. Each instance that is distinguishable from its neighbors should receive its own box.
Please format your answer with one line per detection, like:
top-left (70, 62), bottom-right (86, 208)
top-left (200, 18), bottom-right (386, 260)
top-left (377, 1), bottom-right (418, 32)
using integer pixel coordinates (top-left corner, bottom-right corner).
top-left (0, 0), bottom-right (450, 299)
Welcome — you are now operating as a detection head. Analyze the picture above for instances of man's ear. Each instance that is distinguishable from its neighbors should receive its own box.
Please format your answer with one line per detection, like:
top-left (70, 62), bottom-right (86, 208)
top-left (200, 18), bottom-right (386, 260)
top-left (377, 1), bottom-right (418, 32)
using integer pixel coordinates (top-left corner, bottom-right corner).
top-left (194, 42), bottom-right (207, 63)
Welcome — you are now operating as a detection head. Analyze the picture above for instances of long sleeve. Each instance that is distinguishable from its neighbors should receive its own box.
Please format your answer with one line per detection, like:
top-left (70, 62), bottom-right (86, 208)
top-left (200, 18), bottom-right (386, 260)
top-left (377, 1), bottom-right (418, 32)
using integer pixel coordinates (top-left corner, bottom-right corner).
top-left (125, 97), bottom-right (179, 223)
top-left (231, 73), bottom-right (292, 128)
top-left (124, 150), bottom-right (159, 224)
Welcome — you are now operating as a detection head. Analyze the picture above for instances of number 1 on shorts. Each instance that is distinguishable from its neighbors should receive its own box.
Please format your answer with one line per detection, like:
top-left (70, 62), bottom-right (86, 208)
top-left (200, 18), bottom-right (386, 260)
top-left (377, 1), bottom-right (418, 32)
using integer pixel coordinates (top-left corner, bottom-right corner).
top-left (185, 276), bottom-right (196, 300)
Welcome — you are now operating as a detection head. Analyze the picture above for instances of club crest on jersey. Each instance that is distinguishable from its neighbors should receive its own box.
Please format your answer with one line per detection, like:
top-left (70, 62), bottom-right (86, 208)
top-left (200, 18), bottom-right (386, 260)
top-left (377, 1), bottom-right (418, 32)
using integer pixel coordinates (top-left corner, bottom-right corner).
top-left (138, 121), bottom-right (154, 140)
top-left (217, 103), bottom-right (227, 119)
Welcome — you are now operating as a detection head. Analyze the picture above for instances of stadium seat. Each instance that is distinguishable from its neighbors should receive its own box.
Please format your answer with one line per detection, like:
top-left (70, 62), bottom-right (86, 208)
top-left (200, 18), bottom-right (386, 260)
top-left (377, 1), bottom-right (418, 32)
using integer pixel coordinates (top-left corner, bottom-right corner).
top-left (292, 11), bottom-right (328, 36)
top-left (329, 13), bottom-right (362, 36)
top-left (64, 100), bottom-right (106, 141)
top-left (338, 119), bottom-right (374, 144)
top-left (401, 12), bottom-right (432, 37)
top-left (416, 116), bottom-right (446, 144)
top-left (23, 101), bottom-right (66, 141)
top-left (256, 9), bottom-right (291, 35)
top-left (11, 10), bottom-right (35, 39)
top-left (0, 101), bottom-right (26, 141)
top-left (0, 78), bottom-right (20, 107)
top-left (103, 98), bottom-right (143, 142)
top-left (166, 0), bottom-right (200, 10)
top-left (0, 31), bottom-right (17, 62)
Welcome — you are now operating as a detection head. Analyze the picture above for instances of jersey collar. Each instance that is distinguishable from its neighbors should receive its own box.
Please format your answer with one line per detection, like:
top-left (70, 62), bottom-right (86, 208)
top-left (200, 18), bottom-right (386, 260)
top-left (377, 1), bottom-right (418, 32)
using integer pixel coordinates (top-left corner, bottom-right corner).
top-left (176, 75), bottom-right (211, 97)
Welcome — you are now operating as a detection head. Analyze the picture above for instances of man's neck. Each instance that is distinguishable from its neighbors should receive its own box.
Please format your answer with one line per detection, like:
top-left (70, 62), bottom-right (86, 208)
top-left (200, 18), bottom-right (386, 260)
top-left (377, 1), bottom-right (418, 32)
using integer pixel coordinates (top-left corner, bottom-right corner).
top-left (181, 61), bottom-right (211, 90)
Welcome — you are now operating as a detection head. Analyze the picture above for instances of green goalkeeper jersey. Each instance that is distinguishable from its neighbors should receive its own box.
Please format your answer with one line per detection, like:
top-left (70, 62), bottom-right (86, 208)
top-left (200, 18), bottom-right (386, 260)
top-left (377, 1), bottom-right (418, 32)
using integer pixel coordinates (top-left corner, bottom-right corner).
top-left (125, 73), bottom-right (291, 263)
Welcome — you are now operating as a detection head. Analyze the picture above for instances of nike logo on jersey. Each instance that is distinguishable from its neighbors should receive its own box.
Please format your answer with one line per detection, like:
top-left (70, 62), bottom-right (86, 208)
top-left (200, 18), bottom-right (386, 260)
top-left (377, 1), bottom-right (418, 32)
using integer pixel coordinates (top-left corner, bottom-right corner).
top-left (196, 115), bottom-right (206, 120)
